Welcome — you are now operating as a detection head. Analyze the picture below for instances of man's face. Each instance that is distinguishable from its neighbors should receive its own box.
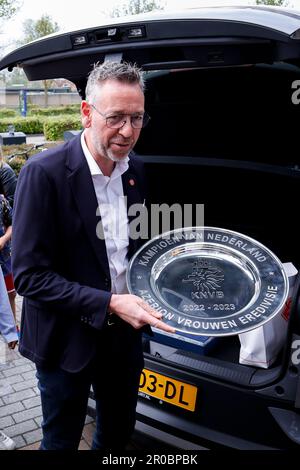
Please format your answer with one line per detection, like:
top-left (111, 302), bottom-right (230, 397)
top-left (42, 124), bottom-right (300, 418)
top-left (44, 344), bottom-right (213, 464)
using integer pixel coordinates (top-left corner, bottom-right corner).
top-left (82, 79), bottom-right (145, 163)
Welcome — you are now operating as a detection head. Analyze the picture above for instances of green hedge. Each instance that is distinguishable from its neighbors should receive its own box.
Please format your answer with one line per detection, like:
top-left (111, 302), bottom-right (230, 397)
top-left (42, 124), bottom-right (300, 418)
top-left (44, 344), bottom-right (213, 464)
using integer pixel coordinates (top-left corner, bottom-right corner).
top-left (0, 108), bottom-right (18, 117)
top-left (0, 115), bottom-right (83, 137)
top-left (0, 117), bottom-right (44, 134)
top-left (43, 116), bottom-right (82, 140)
top-left (29, 105), bottom-right (80, 116)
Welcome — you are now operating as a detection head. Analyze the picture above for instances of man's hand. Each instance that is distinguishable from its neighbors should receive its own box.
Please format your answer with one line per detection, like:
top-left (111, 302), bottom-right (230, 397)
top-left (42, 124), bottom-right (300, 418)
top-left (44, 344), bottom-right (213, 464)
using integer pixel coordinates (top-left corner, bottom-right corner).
top-left (109, 294), bottom-right (176, 333)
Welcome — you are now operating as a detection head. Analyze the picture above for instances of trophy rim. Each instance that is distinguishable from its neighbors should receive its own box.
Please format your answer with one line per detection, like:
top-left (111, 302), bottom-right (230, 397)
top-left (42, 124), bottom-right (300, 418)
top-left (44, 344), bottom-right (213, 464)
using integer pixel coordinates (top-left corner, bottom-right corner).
top-left (127, 227), bottom-right (289, 336)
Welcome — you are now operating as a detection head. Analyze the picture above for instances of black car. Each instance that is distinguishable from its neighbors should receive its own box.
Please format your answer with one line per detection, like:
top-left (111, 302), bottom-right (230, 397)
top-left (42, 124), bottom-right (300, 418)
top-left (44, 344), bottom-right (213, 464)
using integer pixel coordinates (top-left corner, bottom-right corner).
top-left (1, 5), bottom-right (300, 450)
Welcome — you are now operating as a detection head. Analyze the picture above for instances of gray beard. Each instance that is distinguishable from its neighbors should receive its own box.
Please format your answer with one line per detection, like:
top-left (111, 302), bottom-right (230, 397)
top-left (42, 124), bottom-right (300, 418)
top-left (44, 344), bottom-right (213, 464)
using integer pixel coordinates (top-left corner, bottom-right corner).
top-left (91, 132), bottom-right (130, 163)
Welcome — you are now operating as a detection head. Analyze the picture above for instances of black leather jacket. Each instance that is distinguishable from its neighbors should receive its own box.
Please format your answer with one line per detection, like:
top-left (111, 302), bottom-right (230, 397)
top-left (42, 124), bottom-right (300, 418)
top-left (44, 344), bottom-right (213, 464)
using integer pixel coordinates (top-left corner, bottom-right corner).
top-left (0, 162), bottom-right (17, 207)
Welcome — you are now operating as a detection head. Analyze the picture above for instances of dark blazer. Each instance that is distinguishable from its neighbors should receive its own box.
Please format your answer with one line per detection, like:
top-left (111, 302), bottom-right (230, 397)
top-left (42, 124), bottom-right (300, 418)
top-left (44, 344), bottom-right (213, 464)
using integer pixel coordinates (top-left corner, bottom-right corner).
top-left (0, 162), bottom-right (17, 207)
top-left (12, 134), bottom-right (146, 372)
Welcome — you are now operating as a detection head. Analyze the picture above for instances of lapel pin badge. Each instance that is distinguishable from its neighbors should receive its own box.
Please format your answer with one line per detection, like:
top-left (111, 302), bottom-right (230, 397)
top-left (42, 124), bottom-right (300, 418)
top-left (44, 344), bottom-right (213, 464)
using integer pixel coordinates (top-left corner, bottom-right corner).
top-left (129, 178), bottom-right (135, 186)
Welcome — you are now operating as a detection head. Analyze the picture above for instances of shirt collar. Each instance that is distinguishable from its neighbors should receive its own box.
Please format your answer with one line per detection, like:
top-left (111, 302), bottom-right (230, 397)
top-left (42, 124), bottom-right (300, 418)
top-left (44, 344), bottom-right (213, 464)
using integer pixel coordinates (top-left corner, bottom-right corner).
top-left (81, 130), bottom-right (129, 178)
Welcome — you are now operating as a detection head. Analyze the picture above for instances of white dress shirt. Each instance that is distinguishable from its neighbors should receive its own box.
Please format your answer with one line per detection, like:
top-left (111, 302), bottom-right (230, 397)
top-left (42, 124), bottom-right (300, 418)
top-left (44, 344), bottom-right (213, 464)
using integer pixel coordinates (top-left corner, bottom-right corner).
top-left (81, 131), bottom-right (130, 294)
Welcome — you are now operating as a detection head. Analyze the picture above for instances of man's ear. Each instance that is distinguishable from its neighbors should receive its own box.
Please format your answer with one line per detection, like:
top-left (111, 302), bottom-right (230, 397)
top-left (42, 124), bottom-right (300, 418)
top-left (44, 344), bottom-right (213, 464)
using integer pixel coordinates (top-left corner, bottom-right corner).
top-left (81, 100), bottom-right (91, 128)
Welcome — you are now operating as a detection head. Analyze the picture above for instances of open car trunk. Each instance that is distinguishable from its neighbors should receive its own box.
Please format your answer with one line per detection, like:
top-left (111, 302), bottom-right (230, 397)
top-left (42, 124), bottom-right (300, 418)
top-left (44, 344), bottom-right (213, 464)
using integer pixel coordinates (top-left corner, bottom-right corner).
top-left (135, 62), bottom-right (300, 372)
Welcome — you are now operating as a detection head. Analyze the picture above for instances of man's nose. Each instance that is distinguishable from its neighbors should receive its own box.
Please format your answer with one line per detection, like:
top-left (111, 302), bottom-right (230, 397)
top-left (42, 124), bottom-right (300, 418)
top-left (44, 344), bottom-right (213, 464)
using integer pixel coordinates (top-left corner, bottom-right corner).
top-left (118, 117), bottom-right (134, 137)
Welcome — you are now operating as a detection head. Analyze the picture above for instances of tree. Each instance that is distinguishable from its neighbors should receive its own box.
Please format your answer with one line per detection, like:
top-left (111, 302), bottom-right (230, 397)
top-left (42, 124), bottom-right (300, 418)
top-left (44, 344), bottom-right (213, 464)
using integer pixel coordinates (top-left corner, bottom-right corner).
top-left (22, 14), bottom-right (59, 43)
top-left (255, 0), bottom-right (289, 6)
top-left (0, 0), bottom-right (18, 21)
top-left (0, 0), bottom-right (20, 47)
top-left (21, 14), bottom-right (59, 106)
top-left (110, 0), bottom-right (165, 18)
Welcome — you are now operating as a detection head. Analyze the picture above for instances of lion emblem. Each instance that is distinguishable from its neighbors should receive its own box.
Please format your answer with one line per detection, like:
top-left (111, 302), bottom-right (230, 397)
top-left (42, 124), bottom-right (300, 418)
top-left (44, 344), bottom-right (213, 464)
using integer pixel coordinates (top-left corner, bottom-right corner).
top-left (182, 261), bottom-right (224, 293)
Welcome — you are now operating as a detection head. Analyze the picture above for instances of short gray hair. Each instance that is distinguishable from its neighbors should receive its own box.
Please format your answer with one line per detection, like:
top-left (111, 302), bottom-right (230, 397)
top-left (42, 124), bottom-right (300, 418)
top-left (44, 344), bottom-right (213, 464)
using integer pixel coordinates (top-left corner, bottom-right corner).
top-left (85, 61), bottom-right (145, 104)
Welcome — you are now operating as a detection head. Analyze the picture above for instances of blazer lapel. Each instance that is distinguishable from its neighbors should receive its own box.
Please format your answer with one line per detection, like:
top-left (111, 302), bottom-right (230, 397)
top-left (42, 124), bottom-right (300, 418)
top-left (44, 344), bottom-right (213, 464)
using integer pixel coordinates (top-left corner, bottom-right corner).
top-left (122, 165), bottom-right (145, 259)
top-left (66, 136), bottom-right (110, 280)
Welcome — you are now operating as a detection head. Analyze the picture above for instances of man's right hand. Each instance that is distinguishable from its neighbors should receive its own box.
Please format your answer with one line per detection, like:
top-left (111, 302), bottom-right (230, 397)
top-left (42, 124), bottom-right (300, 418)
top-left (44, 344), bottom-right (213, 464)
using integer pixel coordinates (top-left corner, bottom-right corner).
top-left (108, 294), bottom-right (176, 333)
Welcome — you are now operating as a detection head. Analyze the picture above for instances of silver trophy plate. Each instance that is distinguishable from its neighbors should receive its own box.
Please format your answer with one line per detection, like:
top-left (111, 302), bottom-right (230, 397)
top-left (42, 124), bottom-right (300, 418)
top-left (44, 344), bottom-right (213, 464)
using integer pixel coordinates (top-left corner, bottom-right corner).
top-left (127, 227), bottom-right (289, 336)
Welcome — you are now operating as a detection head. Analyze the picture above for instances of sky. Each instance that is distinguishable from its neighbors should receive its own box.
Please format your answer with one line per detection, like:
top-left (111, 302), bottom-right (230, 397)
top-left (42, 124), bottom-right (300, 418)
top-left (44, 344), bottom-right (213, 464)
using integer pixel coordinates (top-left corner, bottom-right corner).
top-left (1, 0), bottom-right (300, 51)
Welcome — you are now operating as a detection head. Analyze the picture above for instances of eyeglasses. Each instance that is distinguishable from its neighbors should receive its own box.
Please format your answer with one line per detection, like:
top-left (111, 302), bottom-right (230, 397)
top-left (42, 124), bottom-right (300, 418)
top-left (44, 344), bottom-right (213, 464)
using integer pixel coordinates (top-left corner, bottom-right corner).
top-left (90, 104), bottom-right (150, 129)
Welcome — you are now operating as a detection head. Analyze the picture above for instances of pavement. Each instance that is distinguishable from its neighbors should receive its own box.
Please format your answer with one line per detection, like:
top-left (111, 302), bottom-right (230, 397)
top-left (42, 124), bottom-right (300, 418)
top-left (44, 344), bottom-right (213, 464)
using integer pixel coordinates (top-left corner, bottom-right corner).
top-left (1, 134), bottom-right (96, 451)
top-left (0, 133), bottom-right (95, 450)
top-left (0, 295), bottom-right (95, 450)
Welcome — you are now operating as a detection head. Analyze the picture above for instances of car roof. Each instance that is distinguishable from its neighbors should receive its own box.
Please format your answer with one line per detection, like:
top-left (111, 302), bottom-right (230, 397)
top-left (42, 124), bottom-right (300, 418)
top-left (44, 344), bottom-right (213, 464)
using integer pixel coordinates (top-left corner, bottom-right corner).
top-left (68, 5), bottom-right (300, 35)
top-left (1, 5), bottom-right (300, 89)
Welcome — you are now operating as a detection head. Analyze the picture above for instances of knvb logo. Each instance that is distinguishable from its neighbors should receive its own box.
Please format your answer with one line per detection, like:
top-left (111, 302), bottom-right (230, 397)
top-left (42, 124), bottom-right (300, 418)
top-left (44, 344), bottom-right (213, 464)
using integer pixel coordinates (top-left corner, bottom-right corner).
top-left (182, 260), bottom-right (225, 300)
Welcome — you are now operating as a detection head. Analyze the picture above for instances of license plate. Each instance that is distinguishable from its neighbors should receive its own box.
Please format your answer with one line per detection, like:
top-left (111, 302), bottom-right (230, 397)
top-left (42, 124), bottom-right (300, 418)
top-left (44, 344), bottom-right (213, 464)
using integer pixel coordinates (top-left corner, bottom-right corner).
top-left (139, 369), bottom-right (197, 411)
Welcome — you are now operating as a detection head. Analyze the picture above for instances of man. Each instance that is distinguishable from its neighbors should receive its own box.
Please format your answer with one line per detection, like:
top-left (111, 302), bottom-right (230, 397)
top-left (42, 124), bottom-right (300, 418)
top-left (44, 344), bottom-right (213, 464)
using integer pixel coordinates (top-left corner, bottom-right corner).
top-left (12, 61), bottom-right (175, 450)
